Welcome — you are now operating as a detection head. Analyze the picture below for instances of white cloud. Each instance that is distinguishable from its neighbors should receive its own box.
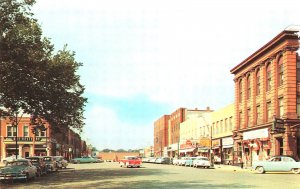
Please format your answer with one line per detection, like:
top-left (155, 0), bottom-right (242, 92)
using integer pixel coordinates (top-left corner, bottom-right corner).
top-left (82, 106), bottom-right (153, 150)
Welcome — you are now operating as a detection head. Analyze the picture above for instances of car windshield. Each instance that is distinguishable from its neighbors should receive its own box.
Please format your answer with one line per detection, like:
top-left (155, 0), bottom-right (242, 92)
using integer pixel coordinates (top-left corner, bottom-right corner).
top-left (7, 161), bottom-right (28, 166)
top-left (55, 157), bottom-right (62, 161)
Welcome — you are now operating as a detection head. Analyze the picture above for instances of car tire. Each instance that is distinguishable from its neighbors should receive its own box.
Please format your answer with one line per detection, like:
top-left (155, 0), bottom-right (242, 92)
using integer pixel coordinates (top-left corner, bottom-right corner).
top-left (256, 166), bottom-right (265, 174)
top-left (292, 168), bottom-right (300, 174)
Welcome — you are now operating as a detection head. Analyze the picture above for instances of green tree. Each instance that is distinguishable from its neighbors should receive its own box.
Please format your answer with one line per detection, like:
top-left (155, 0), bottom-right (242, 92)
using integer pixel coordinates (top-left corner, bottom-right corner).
top-left (0, 0), bottom-right (87, 133)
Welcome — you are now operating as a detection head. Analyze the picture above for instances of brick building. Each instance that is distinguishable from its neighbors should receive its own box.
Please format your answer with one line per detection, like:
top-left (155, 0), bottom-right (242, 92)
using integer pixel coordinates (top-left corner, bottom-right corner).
top-left (230, 29), bottom-right (300, 167)
top-left (0, 115), bottom-right (86, 161)
top-left (154, 115), bottom-right (170, 157)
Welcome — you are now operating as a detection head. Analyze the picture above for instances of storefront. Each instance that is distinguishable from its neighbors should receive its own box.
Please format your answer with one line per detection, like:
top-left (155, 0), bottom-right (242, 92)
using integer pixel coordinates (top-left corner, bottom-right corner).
top-left (197, 137), bottom-right (211, 157)
top-left (167, 143), bottom-right (178, 158)
top-left (242, 127), bottom-right (270, 167)
top-left (222, 137), bottom-right (233, 165)
top-left (212, 139), bottom-right (221, 164)
top-left (179, 140), bottom-right (196, 157)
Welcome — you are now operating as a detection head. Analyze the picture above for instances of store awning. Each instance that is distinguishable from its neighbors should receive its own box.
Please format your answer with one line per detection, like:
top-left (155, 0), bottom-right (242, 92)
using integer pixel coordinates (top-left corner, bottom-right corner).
top-left (179, 148), bottom-right (196, 153)
top-left (222, 145), bottom-right (233, 149)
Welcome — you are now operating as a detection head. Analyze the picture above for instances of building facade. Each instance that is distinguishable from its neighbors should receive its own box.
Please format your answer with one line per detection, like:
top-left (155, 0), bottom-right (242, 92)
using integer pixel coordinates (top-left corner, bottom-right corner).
top-left (211, 103), bottom-right (235, 165)
top-left (154, 115), bottom-right (170, 157)
top-left (230, 29), bottom-right (300, 167)
top-left (0, 115), bottom-right (86, 161)
top-left (180, 109), bottom-right (212, 157)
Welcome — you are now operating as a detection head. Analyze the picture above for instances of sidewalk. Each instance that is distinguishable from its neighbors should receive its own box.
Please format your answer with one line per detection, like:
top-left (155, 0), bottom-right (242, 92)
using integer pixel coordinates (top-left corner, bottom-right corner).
top-left (213, 164), bottom-right (252, 172)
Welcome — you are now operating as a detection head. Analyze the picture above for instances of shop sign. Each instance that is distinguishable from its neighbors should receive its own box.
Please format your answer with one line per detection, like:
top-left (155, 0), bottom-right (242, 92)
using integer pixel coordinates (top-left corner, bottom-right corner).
top-left (168, 143), bottom-right (178, 151)
top-left (243, 128), bottom-right (268, 140)
top-left (198, 138), bottom-right (211, 147)
top-left (212, 139), bottom-right (220, 147)
top-left (222, 137), bottom-right (233, 146)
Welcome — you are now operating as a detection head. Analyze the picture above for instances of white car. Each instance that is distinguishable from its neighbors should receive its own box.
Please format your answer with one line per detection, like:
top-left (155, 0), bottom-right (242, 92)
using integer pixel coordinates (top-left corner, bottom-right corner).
top-left (193, 156), bottom-right (211, 168)
top-left (177, 157), bottom-right (190, 166)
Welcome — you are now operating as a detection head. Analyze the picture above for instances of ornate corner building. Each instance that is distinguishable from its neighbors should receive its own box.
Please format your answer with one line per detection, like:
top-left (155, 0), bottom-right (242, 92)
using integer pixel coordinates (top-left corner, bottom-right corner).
top-left (230, 29), bottom-right (300, 167)
top-left (0, 116), bottom-right (87, 161)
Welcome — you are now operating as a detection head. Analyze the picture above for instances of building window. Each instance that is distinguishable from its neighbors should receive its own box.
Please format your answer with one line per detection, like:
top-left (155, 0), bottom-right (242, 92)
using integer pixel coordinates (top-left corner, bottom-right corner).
top-left (278, 57), bottom-right (284, 86)
top-left (239, 80), bottom-right (243, 103)
top-left (239, 112), bottom-right (243, 128)
top-left (297, 60), bottom-right (300, 81)
top-left (267, 101), bottom-right (272, 122)
top-left (278, 98), bottom-right (284, 118)
top-left (256, 105), bottom-right (261, 124)
top-left (220, 120), bottom-right (223, 132)
top-left (247, 75), bottom-right (251, 100)
top-left (297, 96), bottom-right (300, 118)
top-left (266, 63), bottom-right (272, 92)
top-left (247, 109), bottom-right (251, 127)
top-left (23, 126), bottom-right (29, 137)
top-left (225, 118), bottom-right (228, 132)
top-left (256, 69), bottom-right (260, 95)
top-left (229, 117), bottom-right (233, 130)
top-left (36, 130), bottom-right (46, 137)
top-left (7, 126), bottom-right (17, 137)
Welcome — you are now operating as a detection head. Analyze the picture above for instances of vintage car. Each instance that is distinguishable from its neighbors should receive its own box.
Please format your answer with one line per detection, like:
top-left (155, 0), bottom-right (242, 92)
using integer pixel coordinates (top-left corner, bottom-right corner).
top-left (70, 156), bottom-right (98, 164)
top-left (193, 156), bottom-right (211, 168)
top-left (184, 157), bottom-right (198, 167)
top-left (0, 159), bottom-right (37, 182)
top-left (252, 156), bottom-right (300, 174)
top-left (43, 156), bottom-right (58, 173)
top-left (119, 156), bottom-right (142, 168)
top-left (177, 157), bottom-right (190, 166)
top-left (26, 156), bottom-right (47, 176)
top-left (54, 156), bottom-right (68, 169)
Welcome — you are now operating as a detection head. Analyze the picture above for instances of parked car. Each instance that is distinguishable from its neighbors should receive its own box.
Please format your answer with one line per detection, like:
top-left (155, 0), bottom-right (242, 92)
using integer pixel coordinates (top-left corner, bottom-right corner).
top-left (160, 157), bottom-right (171, 164)
top-left (185, 157), bottom-right (198, 167)
top-left (193, 156), bottom-right (211, 168)
top-left (119, 156), bottom-right (142, 168)
top-left (142, 157), bottom-right (150, 163)
top-left (155, 157), bottom-right (163, 164)
top-left (0, 159), bottom-right (37, 182)
top-left (43, 156), bottom-right (58, 173)
top-left (70, 156), bottom-right (98, 164)
top-left (149, 157), bottom-right (157, 163)
top-left (26, 156), bottom-right (47, 176)
top-left (172, 158), bottom-right (180, 166)
top-left (92, 157), bottom-right (104, 163)
top-left (54, 156), bottom-right (68, 169)
top-left (178, 157), bottom-right (190, 166)
top-left (252, 156), bottom-right (300, 174)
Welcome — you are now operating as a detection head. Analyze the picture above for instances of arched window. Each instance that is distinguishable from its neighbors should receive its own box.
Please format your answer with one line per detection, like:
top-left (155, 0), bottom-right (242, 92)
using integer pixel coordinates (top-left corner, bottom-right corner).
top-left (266, 63), bottom-right (272, 92)
top-left (278, 56), bottom-right (284, 86)
top-left (239, 80), bottom-right (242, 103)
top-left (247, 75), bottom-right (251, 100)
top-left (256, 69), bottom-right (260, 95)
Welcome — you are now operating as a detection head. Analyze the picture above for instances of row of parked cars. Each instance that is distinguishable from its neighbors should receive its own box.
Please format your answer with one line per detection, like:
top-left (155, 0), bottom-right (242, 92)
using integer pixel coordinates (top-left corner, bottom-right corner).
top-left (0, 156), bottom-right (68, 183)
top-left (143, 156), bottom-right (211, 168)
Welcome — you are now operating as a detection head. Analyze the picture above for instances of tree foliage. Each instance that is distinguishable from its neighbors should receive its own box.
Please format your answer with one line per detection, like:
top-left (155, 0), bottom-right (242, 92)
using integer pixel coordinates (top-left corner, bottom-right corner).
top-left (0, 0), bottom-right (87, 132)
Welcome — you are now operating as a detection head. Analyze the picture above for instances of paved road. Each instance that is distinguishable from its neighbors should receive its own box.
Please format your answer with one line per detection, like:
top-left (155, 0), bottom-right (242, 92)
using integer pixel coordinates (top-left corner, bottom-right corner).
top-left (0, 162), bottom-right (299, 189)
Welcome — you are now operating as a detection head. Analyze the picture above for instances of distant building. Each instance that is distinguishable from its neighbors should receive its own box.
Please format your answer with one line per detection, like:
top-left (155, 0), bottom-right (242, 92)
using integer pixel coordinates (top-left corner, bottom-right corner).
top-left (98, 152), bottom-right (140, 162)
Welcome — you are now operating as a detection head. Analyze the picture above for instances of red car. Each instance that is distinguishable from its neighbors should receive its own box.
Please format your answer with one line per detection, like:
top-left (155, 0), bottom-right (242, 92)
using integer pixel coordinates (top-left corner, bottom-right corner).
top-left (119, 156), bottom-right (142, 168)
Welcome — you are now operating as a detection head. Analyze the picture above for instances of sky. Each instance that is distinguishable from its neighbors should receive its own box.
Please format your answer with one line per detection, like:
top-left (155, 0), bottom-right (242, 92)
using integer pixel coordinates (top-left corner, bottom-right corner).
top-left (31, 0), bottom-right (300, 150)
